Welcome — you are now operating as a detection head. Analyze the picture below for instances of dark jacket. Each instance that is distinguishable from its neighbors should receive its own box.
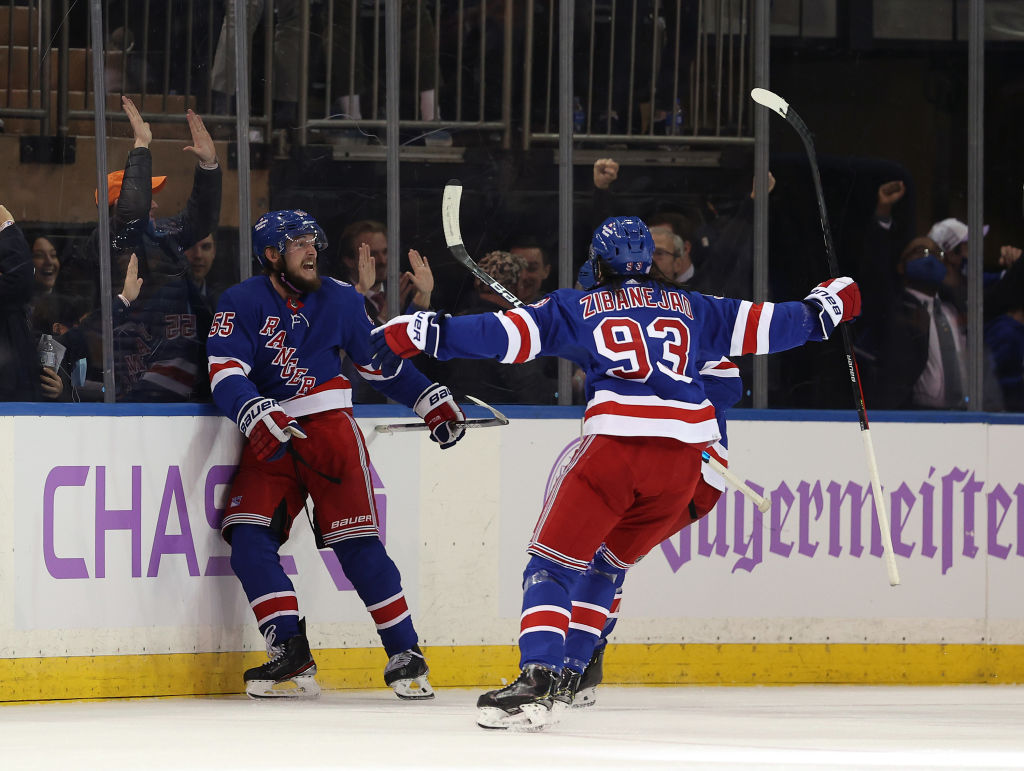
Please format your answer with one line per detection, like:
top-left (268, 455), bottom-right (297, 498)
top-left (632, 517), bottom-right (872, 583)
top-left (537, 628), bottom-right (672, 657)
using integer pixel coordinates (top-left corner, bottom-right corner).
top-left (63, 148), bottom-right (222, 401)
top-left (0, 224), bottom-right (42, 401)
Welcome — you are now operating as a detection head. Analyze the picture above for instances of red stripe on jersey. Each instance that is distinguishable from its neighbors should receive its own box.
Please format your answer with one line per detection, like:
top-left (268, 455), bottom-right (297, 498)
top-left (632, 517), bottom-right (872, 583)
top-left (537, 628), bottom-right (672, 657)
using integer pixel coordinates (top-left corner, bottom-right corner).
top-left (507, 312), bottom-right (533, 363)
top-left (741, 302), bottom-right (765, 355)
top-left (369, 595), bottom-right (409, 627)
top-left (209, 360), bottom-right (243, 381)
top-left (520, 609), bottom-right (570, 635)
top-left (251, 594), bottom-right (299, 624)
top-left (570, 605), bottom-right (609, 632)
top-left (304, 375), bottom-right (352, 394)
top-left (584, 401), bottom-right (716, 424)
top-left (609, 597), bottom-right (622, 615)
top-left (709, 360), bottom-right (739, 372)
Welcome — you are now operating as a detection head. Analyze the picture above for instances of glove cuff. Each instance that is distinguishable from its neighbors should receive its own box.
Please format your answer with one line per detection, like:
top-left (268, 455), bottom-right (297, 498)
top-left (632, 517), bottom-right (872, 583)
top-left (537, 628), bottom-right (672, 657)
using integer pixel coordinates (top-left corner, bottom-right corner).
top-left (237, 396), bottom-right (278, 438)
top-left (414, 383), bottom-right (453, 419)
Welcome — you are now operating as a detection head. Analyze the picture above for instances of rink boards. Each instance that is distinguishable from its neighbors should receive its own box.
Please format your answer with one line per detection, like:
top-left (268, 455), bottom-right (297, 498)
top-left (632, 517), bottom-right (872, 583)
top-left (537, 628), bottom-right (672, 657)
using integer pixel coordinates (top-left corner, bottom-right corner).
top-left (2, 406), bottom-right (1024, 700)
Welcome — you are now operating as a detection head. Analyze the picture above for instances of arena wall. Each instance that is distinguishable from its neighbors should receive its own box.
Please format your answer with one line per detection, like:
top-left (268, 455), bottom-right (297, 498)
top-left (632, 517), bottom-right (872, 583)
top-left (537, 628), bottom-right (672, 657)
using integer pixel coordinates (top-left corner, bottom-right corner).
top-left (2, 406), bottom-right (1023, 701)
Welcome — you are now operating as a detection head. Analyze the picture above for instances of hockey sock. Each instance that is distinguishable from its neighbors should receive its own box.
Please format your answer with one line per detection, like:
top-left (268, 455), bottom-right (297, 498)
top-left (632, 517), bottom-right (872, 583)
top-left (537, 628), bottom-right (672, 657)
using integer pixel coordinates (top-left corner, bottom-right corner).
top-left (229, 524), bottom-right (301, 647)
top-left (563, 551), bottom-right (626, 672)
top-left (331, 536), bottom-right (418, 656)
top-left (518, 555), bottom-right (579, 670)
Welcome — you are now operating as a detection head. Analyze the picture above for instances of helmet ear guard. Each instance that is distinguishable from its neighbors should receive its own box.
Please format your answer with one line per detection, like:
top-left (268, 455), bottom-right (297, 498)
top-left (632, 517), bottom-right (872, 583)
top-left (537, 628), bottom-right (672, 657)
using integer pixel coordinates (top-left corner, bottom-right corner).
top-left (587, 216), bottom-right (654, 284)
top-left (252, 209), bottom-right (328, 268)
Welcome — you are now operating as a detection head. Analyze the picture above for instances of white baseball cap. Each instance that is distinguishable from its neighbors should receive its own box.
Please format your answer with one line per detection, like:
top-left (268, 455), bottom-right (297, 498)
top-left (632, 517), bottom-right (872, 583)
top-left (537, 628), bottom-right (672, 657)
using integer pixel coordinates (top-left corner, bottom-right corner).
top-left (927, 218), bottom-right (989, 253)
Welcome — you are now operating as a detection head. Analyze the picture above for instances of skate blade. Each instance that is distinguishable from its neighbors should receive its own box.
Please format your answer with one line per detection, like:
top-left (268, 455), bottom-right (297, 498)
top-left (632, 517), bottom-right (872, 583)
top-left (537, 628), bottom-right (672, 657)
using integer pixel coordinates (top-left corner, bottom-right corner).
top-left (245, 675), bottom-right (321, 699)
top-left (571, 686), bottom-right (598, 709)
top-left (476, 703), bottom-right (552, 731)
top-left (390, 675), bottom-right (435, 700)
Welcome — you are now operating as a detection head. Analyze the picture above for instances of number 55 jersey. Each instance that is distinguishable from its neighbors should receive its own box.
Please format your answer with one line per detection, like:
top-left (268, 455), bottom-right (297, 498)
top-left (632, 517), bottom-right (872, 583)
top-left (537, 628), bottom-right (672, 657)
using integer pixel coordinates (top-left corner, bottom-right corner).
top-left (431, 280), bottom-right (820, 444)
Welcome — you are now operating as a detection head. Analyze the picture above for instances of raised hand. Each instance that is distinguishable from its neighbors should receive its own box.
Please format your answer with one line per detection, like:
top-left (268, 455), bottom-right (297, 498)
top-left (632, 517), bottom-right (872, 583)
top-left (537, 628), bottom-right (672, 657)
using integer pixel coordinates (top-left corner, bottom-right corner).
top-left (183, 109), bottom-right (217, 165)
top-left (593, 158), bottom-right (619, 191)
top-left (356, 241), bottom-right (374, 294)
top-left (804, 277), bottom-right (861, 340)
top-left (876, 180), bottom-right (905, 218)
top-left (121, 253), bottom-right (143, 303)
top-left (122, 95), bottom-right (152, 149)
top-left (401, 249), bottom-right (433, 310)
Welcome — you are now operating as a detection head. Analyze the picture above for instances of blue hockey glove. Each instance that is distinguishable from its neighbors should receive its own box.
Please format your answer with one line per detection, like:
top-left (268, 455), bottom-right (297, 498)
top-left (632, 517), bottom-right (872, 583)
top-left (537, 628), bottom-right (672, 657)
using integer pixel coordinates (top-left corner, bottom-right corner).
top-left (413, 383), bottom-right (466, 449)
top-left (237, 397), bottom-right (307, 462)
top-left (803, 277), bottom-right (861, 340)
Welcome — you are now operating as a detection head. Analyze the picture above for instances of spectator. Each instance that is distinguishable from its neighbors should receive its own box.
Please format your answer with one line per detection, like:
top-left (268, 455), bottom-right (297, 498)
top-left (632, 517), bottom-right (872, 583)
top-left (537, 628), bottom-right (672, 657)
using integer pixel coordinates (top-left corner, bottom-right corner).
top-left (185, 233), bottom-right (221, 312)
top-left (210, 0), bottom-right (300, 132)
top-left (509, 237), bottom-right (552, 304)
top-left (62, 95), bottom-right (221, 402)
top-left (331, 0), bottom-right (450, 146)
top-left (649, 226), bottom-right (692, 284)
top-left (334, 220), bottom-right (434, 322)
top-left (874, 236), bottom-right (969, 410)
top-left (0, 206), bottom-right (46, 401)
top-left (446, 250), bottom-right (557, 405)
top-left (926, 217), bottom-right (989, 316)
top-left (689, 173), bottom-right (774, 300)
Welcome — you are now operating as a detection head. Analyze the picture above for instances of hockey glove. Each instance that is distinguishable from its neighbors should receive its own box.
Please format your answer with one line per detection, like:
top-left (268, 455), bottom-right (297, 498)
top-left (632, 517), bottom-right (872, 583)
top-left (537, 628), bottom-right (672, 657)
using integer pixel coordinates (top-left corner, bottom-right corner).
top-left (803, 277), bottom-right (861, 340)
top-left (370, 311), bottom-right (443, 361)
top-left (237, 397), bottom-right (307, 462)
top-left (413, 383), bottom-right (466, 449)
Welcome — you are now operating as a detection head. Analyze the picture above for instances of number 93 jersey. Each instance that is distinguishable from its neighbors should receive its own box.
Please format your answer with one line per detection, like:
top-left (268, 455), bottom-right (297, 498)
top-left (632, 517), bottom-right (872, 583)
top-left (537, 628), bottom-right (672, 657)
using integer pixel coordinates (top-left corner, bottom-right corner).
top-left (433, 280), bottom-right (817, 444)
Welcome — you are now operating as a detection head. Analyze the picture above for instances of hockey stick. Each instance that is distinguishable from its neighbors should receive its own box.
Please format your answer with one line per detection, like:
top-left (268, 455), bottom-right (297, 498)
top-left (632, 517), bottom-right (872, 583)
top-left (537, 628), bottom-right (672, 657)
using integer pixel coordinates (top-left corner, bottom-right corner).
top-left (374, 395), bottom-right (510, 434)
top-left (703, 450), bottom-right (770, 513)
top-left (750, 88), bottom-right (900, 586)
top-left (442, 180), bottom-right (525, 309)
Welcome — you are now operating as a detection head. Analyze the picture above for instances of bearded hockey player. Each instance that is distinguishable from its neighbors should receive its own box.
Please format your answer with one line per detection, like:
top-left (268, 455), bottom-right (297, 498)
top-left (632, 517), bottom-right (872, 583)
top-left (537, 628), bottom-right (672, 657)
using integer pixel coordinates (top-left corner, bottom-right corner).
top-left (371, 215), bottom-right (860, 728)
top-left (207, 209), bottom-right (466, 699)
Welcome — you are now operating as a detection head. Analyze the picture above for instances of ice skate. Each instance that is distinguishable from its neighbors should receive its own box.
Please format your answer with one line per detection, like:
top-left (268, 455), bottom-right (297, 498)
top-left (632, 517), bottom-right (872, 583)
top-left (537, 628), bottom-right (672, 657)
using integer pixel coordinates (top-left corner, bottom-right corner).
top-left (573, 646), bottom-right (604, 708)
top-left (384, 645), bottom-right (434, 700)
top-left (476, 663), bottom-right (557, 730)
top-left (551, 667), bottom-right (582, 719)
top-left (244, 621), bottom-right (320, 699)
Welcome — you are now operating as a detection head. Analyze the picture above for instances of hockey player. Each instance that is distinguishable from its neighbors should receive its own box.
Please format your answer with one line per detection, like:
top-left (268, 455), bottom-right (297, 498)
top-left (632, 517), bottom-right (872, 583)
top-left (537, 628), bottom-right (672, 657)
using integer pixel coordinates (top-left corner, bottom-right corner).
top-left (370, 215), bottom-right (860, 728)
top-left (207, 209), bottom-right (466, 699)
top-left (560, 356), bottom-right (742, 711)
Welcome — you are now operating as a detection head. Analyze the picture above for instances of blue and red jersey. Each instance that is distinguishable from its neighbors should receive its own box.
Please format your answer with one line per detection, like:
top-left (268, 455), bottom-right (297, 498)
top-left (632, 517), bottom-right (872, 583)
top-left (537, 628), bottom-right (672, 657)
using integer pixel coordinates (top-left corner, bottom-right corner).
top-left (431, 280), bottom-right (816, 445)
top-left (207, 275), bottom-right (430, 423)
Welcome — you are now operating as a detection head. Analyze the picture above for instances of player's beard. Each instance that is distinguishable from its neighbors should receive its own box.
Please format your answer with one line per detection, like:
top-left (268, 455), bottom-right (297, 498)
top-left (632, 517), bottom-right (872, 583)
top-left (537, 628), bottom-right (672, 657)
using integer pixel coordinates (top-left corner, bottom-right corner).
top-left (279, 261), bottom-right (322, 294)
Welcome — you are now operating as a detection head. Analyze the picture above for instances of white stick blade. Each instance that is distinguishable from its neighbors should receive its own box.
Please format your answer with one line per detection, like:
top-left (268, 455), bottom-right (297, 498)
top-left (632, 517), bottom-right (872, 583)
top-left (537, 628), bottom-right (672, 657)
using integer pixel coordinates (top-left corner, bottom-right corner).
top-left (750, 88), bottom-right (789, 118)
top-left (441, 181), bottom-right (465, 248)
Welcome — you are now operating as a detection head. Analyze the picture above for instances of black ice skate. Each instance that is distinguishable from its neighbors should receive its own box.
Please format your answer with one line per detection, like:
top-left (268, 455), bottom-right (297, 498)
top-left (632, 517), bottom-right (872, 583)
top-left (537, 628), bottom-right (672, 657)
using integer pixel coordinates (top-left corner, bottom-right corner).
top-left (476, 663), bottom-right (557, 730)
top-left (244, 620), bottom-right (320, 699)
top-left (573, 646), bottom-right (604, 708)
top-left (551, 667), bottom-right (583, 717)
top-left (384, 645), bottom-right (434, 699)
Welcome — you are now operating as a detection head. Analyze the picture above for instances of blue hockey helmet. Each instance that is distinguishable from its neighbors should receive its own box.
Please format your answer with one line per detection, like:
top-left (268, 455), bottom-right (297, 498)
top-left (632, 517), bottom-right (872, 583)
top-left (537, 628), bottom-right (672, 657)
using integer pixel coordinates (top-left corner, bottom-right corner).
top-left (252, 209), bottom-right (328, 267)
top-left (587, 216), bottom-right (654, 281)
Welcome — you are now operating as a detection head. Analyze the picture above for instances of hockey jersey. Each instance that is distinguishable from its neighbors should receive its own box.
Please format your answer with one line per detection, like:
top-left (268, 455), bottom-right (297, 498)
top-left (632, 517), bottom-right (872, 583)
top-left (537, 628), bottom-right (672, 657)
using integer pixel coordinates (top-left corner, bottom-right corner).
top-left (208, 275), bottom-right (431, 423)
top-left (698, 356), bottom-right (742, 491)
top-left (430, 280), bottom-right (818, 445)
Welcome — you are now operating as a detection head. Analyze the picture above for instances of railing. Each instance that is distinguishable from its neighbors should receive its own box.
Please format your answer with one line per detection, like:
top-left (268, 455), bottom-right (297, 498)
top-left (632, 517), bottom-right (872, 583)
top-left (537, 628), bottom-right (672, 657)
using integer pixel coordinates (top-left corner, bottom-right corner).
top-left (1, 0), bottom-right (761, 152)
top-left (525, 0), bottom-right (755, 148)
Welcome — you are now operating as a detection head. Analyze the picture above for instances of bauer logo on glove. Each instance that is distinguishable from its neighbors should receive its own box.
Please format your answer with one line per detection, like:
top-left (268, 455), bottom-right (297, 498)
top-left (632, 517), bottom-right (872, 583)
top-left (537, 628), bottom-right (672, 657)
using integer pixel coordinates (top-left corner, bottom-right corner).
top-left (803, 277), bottom-right (860, 340)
